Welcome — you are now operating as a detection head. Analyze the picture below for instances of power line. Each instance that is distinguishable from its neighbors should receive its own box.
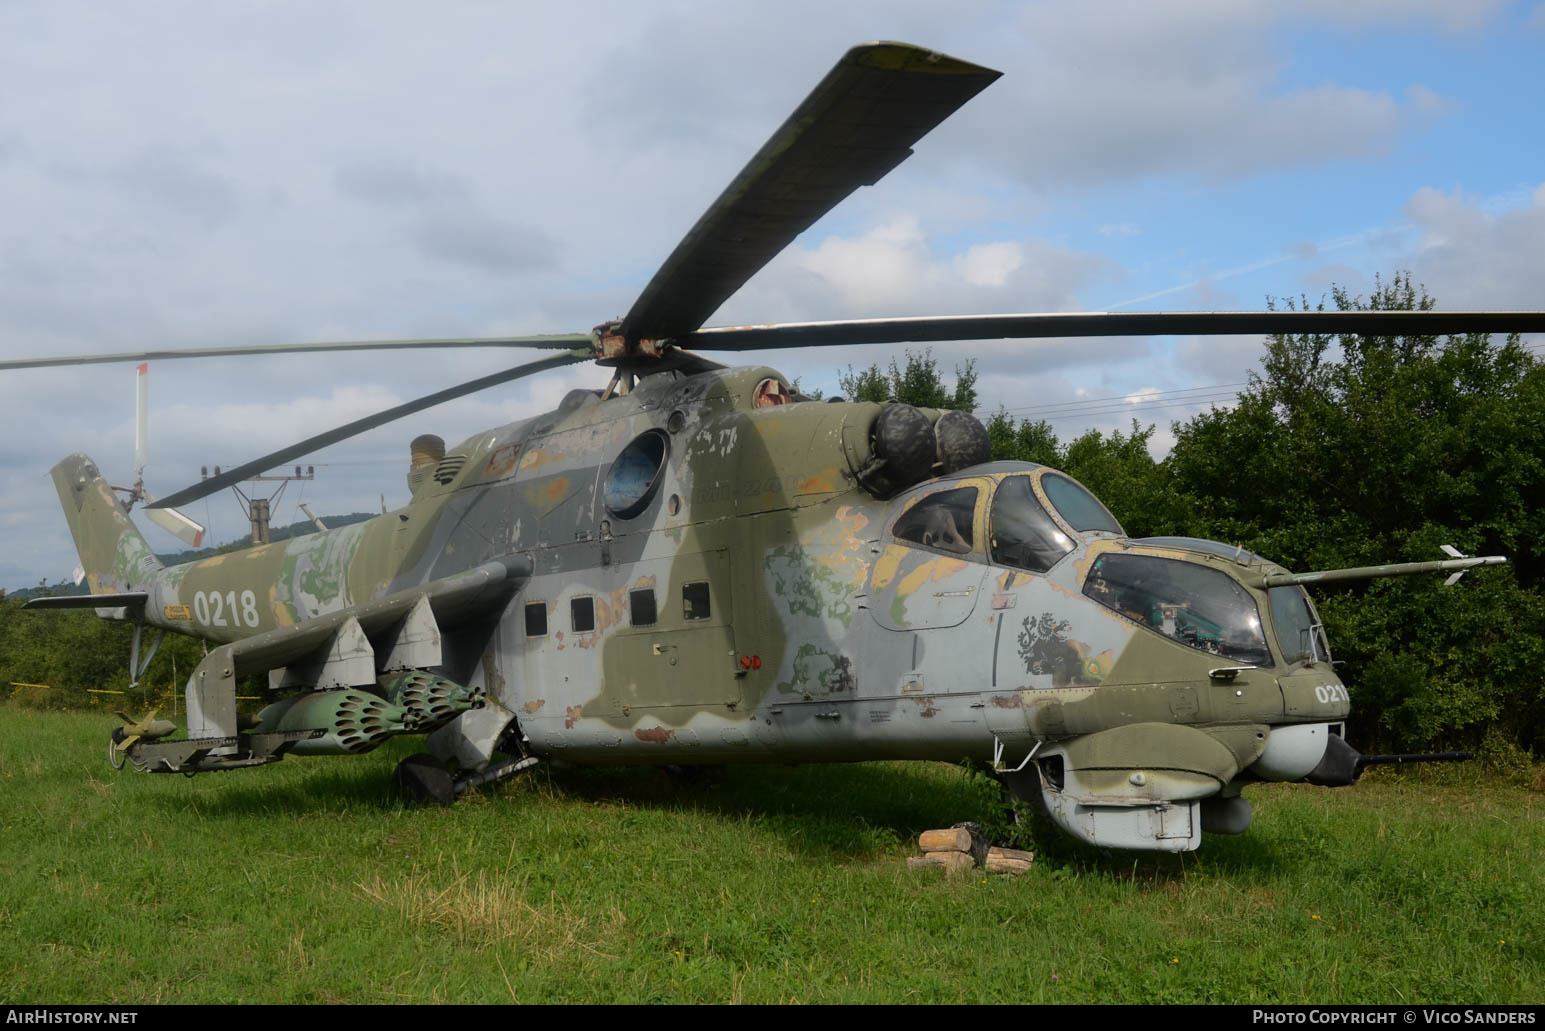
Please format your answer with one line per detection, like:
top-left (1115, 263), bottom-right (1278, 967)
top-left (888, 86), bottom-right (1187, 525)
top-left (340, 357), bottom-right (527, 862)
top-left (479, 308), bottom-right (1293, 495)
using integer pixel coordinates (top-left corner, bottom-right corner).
top-left (985, 381), bottom-right (1252, 418)
top-left (980, 343), bottom-right (1543, 425)
top-left (1030, 394), bottom-right (1245, 422)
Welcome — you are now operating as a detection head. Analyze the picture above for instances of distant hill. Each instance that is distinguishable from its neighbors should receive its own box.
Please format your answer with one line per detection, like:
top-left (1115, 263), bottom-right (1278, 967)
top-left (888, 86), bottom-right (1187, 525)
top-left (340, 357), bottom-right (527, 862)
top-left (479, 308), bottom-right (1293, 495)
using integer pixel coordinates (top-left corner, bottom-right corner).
top-left (6, 512), bottom-right (380, 599)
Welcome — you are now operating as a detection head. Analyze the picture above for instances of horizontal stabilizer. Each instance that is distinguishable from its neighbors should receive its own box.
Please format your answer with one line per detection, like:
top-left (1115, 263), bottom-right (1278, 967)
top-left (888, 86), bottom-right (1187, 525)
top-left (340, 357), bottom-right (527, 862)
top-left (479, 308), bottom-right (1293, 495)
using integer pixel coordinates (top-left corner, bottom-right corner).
top-left (24, 592), bottom-right (149, 610)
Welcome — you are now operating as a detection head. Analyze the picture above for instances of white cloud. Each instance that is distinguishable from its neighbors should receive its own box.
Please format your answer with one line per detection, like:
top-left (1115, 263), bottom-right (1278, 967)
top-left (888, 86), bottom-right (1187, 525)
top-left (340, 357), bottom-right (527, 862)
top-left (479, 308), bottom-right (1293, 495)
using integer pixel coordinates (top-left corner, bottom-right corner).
top-left (722, 215), bottom-right (1110, 331)
top-left (1405, 84), bottom-right (1457, 119)
top-left (790, 217), bottom-right (937, 312)
top-left (976, 2), bottom-right (1414, 188)
top-left (954, 242), bottom-right (1025, 288)
top-left (1401, 183), bottom-right (1545, 309)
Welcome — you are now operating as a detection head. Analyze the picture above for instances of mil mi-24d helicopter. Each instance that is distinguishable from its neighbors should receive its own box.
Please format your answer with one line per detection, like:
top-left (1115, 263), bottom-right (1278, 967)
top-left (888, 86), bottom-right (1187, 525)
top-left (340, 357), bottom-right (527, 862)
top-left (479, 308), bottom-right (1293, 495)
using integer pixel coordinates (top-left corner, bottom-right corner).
top-left (14, 42), bottom-right (1545, 852)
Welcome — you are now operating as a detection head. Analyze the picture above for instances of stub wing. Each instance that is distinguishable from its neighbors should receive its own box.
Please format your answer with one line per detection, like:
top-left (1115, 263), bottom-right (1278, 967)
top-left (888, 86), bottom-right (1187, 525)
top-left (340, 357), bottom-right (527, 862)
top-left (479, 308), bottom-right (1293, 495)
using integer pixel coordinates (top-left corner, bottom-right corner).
top-left (211, 554), bottom-right (531, 693)
top-left (126, 555), bottom-right (532, 775)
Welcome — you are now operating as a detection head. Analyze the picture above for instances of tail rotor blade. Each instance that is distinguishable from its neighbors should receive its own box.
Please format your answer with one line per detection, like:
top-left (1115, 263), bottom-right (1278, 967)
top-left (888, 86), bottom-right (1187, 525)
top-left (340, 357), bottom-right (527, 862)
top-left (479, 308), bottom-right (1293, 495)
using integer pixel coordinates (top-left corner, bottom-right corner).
top-left (140, 491), bottom-right (207, 548)
top-left (133, 363), bottom-right (149, 484)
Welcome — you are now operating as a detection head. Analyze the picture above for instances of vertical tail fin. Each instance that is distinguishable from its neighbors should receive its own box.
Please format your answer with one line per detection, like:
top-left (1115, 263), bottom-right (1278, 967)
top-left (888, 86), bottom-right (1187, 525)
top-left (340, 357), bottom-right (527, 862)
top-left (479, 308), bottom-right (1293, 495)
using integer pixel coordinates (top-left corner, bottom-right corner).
top-left (50, 453), bottom-right (163, 594)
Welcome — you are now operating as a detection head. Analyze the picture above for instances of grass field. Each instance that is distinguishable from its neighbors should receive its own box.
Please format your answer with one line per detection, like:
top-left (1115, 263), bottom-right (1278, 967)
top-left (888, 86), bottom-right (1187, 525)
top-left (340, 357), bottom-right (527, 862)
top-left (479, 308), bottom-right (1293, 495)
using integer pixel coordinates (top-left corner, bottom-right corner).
top-left (1, 706), bottom-right (1540, 1004)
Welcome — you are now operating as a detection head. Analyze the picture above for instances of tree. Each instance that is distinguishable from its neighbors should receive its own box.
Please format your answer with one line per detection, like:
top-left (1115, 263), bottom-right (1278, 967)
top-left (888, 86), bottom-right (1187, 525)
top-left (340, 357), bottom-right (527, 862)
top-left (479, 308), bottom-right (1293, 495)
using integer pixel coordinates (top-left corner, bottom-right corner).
top-left (1166, 273), bottom-right (1545, 752)
top-left (839, 349), bottom-right (978, 410)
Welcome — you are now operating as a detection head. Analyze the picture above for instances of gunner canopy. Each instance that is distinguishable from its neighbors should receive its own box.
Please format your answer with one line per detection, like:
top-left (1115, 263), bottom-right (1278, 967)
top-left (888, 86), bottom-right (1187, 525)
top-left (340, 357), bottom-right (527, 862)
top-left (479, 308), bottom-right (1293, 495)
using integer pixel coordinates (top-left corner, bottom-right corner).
top-left (1082, 551), bottom-right (1272, 667)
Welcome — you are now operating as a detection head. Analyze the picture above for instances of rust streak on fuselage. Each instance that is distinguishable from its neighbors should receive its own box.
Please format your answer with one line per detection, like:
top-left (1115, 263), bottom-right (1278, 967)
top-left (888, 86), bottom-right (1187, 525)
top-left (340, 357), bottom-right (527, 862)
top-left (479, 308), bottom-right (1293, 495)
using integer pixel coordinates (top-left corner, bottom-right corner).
top-left (529, 476), bottom-right (571, 508)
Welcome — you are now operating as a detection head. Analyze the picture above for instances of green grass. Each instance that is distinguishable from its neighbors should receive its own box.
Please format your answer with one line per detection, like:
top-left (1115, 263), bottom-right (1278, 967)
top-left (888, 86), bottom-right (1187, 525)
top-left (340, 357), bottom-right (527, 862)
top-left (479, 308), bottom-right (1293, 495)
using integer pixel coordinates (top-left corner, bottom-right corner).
top-left (1, 707), bottom-right (1540, 1004)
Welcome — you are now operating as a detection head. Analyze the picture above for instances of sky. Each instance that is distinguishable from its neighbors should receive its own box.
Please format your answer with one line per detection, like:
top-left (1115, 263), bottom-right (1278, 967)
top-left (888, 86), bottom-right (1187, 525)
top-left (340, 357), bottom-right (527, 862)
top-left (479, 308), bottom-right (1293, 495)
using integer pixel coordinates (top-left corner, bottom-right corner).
top-left (1, 0), bottom-right (1542, 589)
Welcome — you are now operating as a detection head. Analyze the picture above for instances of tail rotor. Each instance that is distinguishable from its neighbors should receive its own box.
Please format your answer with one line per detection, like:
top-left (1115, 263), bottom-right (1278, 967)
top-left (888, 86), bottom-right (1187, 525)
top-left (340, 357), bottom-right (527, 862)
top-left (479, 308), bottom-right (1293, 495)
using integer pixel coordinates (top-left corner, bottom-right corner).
top-left (120, 363), bottom-right (206, 548)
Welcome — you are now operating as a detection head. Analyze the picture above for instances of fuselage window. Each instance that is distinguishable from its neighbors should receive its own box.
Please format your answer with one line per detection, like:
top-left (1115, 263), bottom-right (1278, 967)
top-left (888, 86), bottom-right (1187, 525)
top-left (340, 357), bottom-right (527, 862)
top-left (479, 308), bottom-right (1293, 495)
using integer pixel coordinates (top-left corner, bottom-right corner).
top-left (603, 429), bottom-right (670, 519)
top-left (989, 475), bottom-right (1074, 573)
top-left (683, 581), bottom-right (711, 621)
top-left (892, 486), bottom-right (978, 555)
top-left (571, 596), bottom-right (596, 634)
top-left (525, 601), bottom-right (548, 637)
top-left (630, 588), bottom-right (658, 627)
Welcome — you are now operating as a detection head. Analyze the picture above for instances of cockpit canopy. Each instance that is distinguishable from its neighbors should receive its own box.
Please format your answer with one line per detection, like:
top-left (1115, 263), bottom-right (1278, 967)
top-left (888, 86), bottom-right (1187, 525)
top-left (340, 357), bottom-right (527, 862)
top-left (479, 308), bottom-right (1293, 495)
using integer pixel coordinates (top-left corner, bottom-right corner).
top-left (1125, 536), bottom-right (1331, 667)
top-left (887, 465), bottom-right (1122, 572)
top-left (1082, 551), bottom-right (1272, 666)
top-left (887, 477), bottom-right (1329, 669)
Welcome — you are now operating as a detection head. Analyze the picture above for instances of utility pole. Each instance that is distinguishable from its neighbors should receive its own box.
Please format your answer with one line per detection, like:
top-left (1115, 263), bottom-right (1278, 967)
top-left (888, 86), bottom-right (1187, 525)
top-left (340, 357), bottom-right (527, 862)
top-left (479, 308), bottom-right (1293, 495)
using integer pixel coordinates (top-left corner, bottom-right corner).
top-left (200, 464), bottom-right (316, 545)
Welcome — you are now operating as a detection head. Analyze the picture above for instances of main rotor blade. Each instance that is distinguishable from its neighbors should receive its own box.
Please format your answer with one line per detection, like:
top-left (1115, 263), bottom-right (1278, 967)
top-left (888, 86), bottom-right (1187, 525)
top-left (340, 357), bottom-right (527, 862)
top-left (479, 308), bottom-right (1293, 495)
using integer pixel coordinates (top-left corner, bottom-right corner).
top-left (620, 42), bottom-right (1001, 343)
top-left (681, 310), bottom-right (1545, 350)
top-left (148, 349), bottom-right (591, 511)
top-left (0, 334), bottom-right (592, 373)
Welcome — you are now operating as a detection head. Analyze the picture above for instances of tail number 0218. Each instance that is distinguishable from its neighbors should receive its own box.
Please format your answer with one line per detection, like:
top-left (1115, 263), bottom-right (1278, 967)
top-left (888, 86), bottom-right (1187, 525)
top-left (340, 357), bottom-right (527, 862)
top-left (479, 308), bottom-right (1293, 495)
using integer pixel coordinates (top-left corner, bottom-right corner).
top-left (192, 589), bottom-right (260, 628)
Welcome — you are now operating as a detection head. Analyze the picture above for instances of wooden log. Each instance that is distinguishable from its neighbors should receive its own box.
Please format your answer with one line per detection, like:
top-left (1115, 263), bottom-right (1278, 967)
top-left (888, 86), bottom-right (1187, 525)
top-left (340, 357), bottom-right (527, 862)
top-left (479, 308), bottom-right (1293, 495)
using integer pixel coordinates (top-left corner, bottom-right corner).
top-left (985, 856), bottom-right (1032, 875)
top-left (907, 851), bottom-right (976, 876)
top-left (918, 827), bottom-right (973, 854)
top-left (985, 846), bottom-right (1034, 875)
top-left (988, 846), bottom-right (1034, 863)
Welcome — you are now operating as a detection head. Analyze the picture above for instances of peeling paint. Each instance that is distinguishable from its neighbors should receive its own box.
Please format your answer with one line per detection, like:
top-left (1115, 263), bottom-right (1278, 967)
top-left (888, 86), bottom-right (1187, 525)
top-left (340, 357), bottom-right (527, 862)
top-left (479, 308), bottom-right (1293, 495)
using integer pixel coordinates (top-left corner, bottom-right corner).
top-left (484, 443), bottom-right (520, 478)
top-left (518, 446), bottom-right (567, 472)
top-left (527, 476), bottom-right (572, 508)
top-left (796, 466), bottom-right (841, 494)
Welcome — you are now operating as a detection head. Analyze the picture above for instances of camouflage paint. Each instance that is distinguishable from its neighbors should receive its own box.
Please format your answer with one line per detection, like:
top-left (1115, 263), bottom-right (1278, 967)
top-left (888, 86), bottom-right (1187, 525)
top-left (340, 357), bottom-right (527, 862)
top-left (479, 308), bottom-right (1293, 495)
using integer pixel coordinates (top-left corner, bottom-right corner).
top-left (50, 367), bottom-right (1354, 845)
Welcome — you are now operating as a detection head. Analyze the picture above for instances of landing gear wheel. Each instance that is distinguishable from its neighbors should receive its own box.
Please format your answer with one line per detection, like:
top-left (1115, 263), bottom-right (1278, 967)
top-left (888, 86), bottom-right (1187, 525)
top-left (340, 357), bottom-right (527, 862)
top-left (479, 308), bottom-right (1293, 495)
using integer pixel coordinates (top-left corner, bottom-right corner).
top-left (392, 753), bottom-right (456, 807)
top-left (108, 727), bottom-right (127, 771)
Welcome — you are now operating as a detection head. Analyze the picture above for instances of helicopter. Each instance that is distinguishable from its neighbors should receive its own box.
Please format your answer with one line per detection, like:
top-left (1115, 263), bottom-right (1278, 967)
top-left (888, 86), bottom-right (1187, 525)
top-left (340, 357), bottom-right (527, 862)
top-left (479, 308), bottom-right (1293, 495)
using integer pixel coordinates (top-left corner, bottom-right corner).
top-left (15, 42), bottom-right (1543, 852)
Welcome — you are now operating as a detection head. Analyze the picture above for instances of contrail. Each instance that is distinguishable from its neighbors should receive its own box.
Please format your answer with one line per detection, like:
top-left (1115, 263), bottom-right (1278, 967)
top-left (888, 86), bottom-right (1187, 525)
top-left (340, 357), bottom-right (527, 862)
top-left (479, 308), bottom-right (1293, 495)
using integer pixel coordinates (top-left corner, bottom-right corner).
top-left (1103, 225), bottom-right (1409, 311)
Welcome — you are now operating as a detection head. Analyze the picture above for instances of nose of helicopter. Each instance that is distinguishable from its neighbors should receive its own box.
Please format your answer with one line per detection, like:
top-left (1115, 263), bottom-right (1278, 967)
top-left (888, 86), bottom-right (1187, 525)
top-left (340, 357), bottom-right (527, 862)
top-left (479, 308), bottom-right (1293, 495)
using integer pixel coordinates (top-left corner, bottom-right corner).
top-left (1251, 722), bottom-right (1336, 781)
